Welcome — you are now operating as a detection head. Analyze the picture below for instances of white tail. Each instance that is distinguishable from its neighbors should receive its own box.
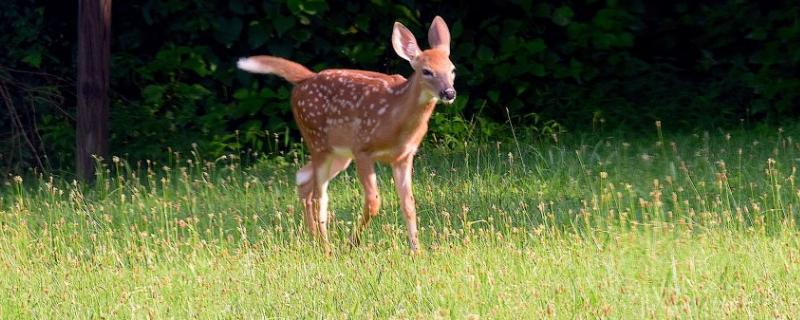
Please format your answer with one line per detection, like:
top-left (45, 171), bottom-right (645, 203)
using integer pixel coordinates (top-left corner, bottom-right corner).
top-left (238, 16), bottom-right (456, 254)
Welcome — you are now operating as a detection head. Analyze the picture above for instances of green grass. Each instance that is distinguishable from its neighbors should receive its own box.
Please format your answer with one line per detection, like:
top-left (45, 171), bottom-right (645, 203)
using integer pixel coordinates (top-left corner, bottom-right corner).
top-left (2, 125), bottom-right (800, 318)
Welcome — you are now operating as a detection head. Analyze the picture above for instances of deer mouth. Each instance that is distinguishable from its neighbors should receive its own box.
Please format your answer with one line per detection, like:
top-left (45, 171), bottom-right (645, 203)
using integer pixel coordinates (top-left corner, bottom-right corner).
top-left (442, 97), bottom-right (456, 104)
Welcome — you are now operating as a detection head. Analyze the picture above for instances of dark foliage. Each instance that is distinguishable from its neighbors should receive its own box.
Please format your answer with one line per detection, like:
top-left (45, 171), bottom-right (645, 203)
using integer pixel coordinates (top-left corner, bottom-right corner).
top-left (1, 0), bottom-right (798, 171)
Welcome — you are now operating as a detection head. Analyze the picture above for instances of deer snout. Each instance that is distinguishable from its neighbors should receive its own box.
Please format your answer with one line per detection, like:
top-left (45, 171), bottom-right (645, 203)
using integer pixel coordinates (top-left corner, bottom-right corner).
top-left (440, 88), bottom-right (456, 103)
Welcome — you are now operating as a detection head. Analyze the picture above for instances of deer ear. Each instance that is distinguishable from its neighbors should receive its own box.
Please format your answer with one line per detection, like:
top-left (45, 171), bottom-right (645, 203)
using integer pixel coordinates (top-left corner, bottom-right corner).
top-left (392, 22), bottom-right (420, 61)
top-left (428, 16), bottom-right (451, 55)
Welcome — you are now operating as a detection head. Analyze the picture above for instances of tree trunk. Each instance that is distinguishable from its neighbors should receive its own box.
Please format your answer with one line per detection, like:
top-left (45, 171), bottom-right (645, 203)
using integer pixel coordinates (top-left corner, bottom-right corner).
top-left (76, 0), bottom-right (111, 181)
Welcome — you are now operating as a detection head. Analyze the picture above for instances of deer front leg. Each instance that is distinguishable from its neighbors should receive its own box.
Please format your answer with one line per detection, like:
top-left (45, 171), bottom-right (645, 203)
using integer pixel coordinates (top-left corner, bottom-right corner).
top-left (350, 154), bottom-right (380, 247)
top-left (392, 156), bottom-right (420, 253)
top-left (312, 175), bottom-right (331, 255)
top-left (296, 164), bottom-right (318, 237)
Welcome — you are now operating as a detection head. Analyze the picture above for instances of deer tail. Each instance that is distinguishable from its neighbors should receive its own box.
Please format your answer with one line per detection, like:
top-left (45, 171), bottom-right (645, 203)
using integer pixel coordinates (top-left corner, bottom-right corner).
top-left (237, 55), bottom-right (315, 84)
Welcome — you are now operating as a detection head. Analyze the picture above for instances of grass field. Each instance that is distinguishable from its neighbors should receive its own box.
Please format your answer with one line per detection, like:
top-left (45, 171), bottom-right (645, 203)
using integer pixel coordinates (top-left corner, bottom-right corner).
top-left (2, 125), bottom-right (800, 318)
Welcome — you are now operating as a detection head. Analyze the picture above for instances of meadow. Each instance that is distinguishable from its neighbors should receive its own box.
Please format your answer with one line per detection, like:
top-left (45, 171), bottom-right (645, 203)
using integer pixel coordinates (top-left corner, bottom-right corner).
top-left (2, 124), bottom-right (800, 318)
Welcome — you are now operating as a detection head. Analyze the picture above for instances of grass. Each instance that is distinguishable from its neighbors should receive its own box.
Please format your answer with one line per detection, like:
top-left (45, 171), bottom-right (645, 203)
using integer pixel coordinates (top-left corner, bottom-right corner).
top-left (2, 124), bottom-right (800, 318)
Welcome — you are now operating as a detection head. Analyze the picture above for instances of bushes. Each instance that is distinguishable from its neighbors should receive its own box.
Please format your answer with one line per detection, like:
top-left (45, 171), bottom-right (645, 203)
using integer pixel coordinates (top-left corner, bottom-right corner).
top-left (1, 0), bottom-right (798, 170)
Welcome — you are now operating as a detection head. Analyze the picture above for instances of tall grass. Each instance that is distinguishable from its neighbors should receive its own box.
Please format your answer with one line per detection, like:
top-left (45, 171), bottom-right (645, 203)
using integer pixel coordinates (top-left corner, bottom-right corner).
top-left (1, 124), bottom-right (800, 318)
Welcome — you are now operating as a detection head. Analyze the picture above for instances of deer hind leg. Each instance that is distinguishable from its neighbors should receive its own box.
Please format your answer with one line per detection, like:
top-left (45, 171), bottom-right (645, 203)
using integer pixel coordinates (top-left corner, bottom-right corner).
top-left (311, 155), bottom-right (351, 255)
top-left (349, 154), bottom-right (380, 247)
top-left (297, 156), bottom-right (351, 238)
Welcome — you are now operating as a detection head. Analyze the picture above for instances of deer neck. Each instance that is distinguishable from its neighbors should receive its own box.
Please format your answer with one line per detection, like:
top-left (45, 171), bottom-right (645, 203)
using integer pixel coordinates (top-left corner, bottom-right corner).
top-left (390, 72), bottom-right (437, 130)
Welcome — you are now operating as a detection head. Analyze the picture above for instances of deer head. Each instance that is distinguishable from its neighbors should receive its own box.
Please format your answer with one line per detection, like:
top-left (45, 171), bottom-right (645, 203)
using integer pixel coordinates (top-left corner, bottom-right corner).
top-left (392, 16), bottom-right (456, 104)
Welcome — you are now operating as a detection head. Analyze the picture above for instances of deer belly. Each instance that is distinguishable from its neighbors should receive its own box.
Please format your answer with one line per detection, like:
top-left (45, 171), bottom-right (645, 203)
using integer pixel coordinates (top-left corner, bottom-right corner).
top-left (370, 144), bottom-right (418, 163)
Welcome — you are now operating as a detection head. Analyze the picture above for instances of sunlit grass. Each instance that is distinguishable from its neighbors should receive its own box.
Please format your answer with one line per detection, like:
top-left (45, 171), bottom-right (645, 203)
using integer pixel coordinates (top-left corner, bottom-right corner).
top-left (2, 124), bottom-right (800, 318)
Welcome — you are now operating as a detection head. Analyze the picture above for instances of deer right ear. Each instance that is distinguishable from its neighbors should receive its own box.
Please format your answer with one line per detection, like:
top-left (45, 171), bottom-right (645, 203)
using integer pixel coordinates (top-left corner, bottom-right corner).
top-left (392, 22), bottom-right (420, 62)
top-left (428, 16), bottom-right (451, 55)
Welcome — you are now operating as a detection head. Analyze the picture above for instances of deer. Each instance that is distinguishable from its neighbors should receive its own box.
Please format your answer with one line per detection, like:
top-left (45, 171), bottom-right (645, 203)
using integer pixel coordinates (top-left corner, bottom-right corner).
top-left (237, 16), bottom-right (456, 255)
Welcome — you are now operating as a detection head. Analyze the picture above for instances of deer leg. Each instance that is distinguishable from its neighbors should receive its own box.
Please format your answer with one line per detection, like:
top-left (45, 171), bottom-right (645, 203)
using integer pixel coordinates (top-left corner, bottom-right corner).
top-left (349, 154), bottom-right (379, 247)
top-left (392, 156), bottom-right (420, 253)
top-left (312, 155), bottom-right (351, 255)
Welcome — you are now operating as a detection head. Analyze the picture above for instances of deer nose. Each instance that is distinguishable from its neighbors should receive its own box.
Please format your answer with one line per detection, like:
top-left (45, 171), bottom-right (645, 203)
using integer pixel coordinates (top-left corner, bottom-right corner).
top-left (440, 88), bottom-right (456, 101)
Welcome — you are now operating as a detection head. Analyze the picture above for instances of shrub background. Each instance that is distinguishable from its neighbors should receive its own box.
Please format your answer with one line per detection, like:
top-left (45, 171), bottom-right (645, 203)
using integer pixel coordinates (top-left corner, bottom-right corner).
top-left (1, 0), bottom-right (798, 170)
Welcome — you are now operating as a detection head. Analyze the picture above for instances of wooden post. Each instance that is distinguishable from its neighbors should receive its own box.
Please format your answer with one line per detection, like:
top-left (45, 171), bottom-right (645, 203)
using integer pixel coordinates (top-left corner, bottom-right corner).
top-left (76, 0), bottom-right (111, 181)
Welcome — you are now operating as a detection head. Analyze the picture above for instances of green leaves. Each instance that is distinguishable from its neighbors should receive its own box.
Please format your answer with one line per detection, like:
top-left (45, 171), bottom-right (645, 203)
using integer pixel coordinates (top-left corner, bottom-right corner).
top-left (552, 6), bottom-right (574, 26)
top-left (287, 0), bottom-right (329, 16)
top-left (340, 42), bottom-right (383, 64)
top-left (525, 38), bottom-right (547, 54)
top-left (214, 17), bottom-right (243, 46)
top-left (148, 46), bottom-right (211, 77)
top-left (142, 85), bottom-right (166, 106)
top-left (247, 21), bottom-right (270, 48)
top-left (272, 14), bottom-right (295, 36)
top-left (21, 50), bottom-right (42, 68)
top-left (477, 45), bottom-right (494, 62)
top-left (174, 83), bottom-right (212, 101)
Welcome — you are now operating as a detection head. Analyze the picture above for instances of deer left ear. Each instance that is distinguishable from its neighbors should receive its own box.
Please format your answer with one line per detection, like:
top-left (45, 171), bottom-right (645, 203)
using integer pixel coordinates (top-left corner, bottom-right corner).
top-left (428, 16), bottom-right (451, 55)
top-left (393, 22), bottom-right (421, 62)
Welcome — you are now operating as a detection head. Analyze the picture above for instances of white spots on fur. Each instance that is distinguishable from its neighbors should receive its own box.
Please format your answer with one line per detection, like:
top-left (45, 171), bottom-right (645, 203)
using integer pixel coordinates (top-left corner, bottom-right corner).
top-left (355, 94), bottom-right (366, 109)
top-left (290, 68), bottom-right (440, 161)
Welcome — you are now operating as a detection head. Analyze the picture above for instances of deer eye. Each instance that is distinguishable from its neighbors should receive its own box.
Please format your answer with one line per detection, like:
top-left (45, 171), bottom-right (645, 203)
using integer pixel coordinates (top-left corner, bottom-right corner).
top-left (422, 69), bottom-right (433, 77)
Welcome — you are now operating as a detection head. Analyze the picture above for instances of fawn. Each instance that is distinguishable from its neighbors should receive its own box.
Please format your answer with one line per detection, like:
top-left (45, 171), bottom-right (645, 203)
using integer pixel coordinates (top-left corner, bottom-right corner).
top-left (237, 16), bottom-right (456, 254)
